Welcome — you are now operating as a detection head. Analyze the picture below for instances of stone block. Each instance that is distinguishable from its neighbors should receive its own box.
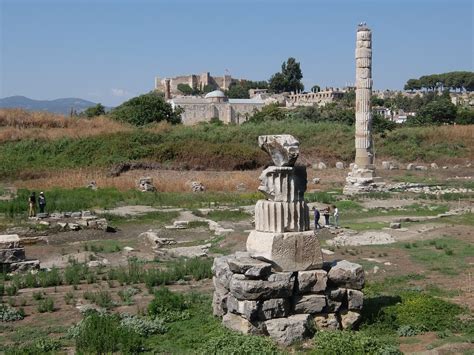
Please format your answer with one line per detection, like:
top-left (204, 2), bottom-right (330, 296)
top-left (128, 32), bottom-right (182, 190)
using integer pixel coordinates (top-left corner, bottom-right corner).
top-left (8, 259), bottom-right (40, 272)
top-left (258, 135), bottom-right (300, 167)
top-left (264, 314), bottom-right (313, 346)
top-left (382, 161), bottom-right (391, 170)
top-left (0, 248), bottom-right (26, 263)
top-left (296, 270), bottom-right (327, 294)
top-left (326, 288), bottom-right (346, 311)
top-left (390, 222), bottom-right (401, 229)
top-left (313, 313), bottom-right (340, 330)
top-left (328, 260), bottom-right (365, 290)
top-left (317, 162), bottom-right (327, 170)
top-left (347, 289), bottom-right (364, 310)
top-left (226, 294), bottom-right (259, 321)
top-left (0, 234), bottom-right (21, 249)
top-left (36, 213), bottom-right (48, 219)
top-left (247, 230), bottom-right (323, 272)
top-left (254, 200), bottom-right (310, 232)
top-left (340, 310), bottom-right (361, 330)
top-left (406, 163), bottom-right (415, 171)
top-left (212, 281), bottom-right (228, 317)
top-left (229, 274), bottom-right (294, 301)
top-left (227, 256), bottom-right (272, 279)
top-left (212, 256), bottom-right (233, 289)
top-left (68, 223), bottom-right (81, 231)
top-left (415, 165), bottom-right (427, 171)
top-left (259, 298), bottom-right (290, 320)
top-left (222, 313), bottom-right (260, 335)
top-left (431, 163), bottom-right (439, 169)
top-left (335, 162), bottom-right (345, 169)
top-left (293, 294), bottom-right (326, 314)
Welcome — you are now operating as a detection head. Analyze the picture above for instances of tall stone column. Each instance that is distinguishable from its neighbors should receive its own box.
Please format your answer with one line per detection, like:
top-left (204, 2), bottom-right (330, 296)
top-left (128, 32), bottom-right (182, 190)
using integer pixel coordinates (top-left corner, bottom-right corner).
top-left (355, 25), bottom-right (373, 169)
top-left (344, 23), bottom-right (383, 195)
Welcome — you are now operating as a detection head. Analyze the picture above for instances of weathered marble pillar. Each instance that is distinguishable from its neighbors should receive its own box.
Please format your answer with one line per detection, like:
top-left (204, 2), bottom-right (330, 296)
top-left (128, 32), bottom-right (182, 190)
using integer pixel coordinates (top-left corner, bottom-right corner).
top-left (246, 135), bottom-right (322, 271)
top-left (344, 24), bottom-right (384, 195)
top-left (355, 24), bottom-right (373, 169)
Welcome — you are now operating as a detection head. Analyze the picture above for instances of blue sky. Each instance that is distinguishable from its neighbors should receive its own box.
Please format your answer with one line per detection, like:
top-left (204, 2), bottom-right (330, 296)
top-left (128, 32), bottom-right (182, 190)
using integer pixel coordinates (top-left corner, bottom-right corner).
top-left (1, 0), bottom-right (472, 106)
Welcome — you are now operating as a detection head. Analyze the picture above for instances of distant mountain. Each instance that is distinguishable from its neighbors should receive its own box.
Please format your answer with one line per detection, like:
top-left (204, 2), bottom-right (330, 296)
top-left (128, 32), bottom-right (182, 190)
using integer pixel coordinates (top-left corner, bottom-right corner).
top-left (0, 96), bottom-right (100, 115)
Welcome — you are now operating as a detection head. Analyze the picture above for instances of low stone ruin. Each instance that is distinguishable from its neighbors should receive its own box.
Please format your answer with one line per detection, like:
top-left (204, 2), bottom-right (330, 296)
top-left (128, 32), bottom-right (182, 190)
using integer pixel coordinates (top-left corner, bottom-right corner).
top-left (0, 234), bottom-right (40, 272)
top-left (138, 177), bottom-right (156, 192)
top-left (212, 134), bottom-right (365, 345)
top-left (191, 181), bottom-right (205, 192)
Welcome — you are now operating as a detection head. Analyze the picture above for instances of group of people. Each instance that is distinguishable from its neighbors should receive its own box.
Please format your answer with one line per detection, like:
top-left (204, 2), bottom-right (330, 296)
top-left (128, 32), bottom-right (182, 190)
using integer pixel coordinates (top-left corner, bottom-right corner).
top-left (312, 205), bottom-right (339, 230)
top-left (28, 192), bottom-right (46, 217)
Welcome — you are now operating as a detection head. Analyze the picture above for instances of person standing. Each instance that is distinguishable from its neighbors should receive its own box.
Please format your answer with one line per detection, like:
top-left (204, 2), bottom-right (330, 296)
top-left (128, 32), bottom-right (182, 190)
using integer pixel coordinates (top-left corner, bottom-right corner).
top-left (28, 192), bottom-right (36, 217)
top-left (333, 205), bottom-right (339, 228)
top-left (38, 192), bottom-right (46, 214)
top-left (323, 207), bottom-right (330, 226)
top-left (313, 207), bottom-right (321, 230)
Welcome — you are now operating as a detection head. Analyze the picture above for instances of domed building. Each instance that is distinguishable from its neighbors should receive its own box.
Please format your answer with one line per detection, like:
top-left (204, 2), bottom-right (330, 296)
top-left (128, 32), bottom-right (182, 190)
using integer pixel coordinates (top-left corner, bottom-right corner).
top-left (168, 90), bottom-right (266, 125)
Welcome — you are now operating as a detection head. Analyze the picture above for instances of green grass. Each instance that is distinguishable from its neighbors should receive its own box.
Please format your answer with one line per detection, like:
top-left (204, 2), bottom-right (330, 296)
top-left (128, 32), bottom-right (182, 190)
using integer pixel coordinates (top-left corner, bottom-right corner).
top-left (83, 240), bottom-right (126, 253)
top-left (0, 188), bottom-right (261, 217)
top-left (342, 221), bottom-right (388, 231)
top-left (399, 236), bottom-right (474, 275)
top-left (99, 210), bottom-right (179, 226)
top-left (194, 209), bottom-right (251, 222)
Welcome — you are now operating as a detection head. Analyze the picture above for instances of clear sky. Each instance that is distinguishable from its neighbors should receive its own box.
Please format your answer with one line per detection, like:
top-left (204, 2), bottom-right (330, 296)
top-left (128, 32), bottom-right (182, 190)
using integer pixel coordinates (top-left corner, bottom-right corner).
top-left (1, 0), bottom-right (473, 106)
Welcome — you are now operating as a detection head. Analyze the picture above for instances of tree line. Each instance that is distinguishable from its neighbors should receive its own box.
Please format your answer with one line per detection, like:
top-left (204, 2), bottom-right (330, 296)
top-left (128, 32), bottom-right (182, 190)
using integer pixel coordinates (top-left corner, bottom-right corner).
top-left (404, 71), bottom-right (474, 92)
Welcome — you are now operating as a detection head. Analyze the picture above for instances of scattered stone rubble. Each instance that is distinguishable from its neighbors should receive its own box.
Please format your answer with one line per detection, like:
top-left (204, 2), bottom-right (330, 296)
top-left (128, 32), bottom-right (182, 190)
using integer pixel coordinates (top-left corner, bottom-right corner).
top-left (138, 177), bottom-right (156, 192)
top-left (0, 234), bottom-right (40, 272)
top-left (191, 181), bottom-right (205, 192)
top-left (386, 183), bottom-right (472, 196)
top-left (30, 211), bottom-right (111, 232)
top-left (212, 134), bottom-right (365, 345)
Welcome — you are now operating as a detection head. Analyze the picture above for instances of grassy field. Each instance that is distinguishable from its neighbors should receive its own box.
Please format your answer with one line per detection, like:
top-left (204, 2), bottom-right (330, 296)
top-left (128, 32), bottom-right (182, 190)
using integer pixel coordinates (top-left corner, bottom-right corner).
top-left (1, 109), bottom-right (472, 179)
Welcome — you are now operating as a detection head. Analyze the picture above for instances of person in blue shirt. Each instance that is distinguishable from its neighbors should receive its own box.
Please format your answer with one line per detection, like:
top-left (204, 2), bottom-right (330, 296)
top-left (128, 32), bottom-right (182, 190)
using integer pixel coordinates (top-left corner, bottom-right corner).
top-left (312, 207), bottom-right (321, 230)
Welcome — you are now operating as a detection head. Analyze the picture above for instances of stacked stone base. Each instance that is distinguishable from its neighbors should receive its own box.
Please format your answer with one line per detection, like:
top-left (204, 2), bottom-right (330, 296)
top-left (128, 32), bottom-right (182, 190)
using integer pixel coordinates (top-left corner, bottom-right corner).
top-left (0, 234), bottom-right (40, 272)
top-left (343, 167), bottom-right (385, 195)
top-left (212, 253), bottom-right (364, 345)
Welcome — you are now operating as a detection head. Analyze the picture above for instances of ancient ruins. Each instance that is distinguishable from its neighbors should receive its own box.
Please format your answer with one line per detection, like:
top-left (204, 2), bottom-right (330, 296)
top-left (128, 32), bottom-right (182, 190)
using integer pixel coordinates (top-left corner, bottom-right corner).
top-left (344, 24), bottom-right (384, 194)
top-left (212, 134), bottom-right (365, 345)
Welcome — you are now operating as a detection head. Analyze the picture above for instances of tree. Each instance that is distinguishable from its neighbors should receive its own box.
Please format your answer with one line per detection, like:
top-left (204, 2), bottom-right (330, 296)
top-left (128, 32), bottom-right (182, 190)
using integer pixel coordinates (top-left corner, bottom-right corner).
top-left (415, 99), bottom-right (457, 125)
top-left (83, 103), bottom-right (106, 118)
top-left (177, 84), bottom-right (195, 96)
top-left (111, 92), bottom-right (181, 126)
top-left (247, 104), bottom-right (286, 123)
top-left (226, 84), bottom-right (249, 99)
top-left (269, 57), bottom-right (304, 93)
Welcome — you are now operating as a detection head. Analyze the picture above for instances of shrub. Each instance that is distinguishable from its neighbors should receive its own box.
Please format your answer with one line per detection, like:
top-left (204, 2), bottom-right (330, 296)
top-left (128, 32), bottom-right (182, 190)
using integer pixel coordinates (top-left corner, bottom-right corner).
top-left (313, 330), bottom-right (402, 355)
top-left (72, 312), bottom-right (143, 353)
top-left (148, 287), bottom-right (190, 322)
top-left (83, 290), bottom-right (115, 309)
top-left (120, 313), bottom-right (167, 336)
top-left (37, 297), bottom-right (55, 313)
top-left (384, 292), bottom-right (463, 331)
top-left (199, 329), bottom-right (281, 354)
top-left (32, 291), bottom-right (44, 300)
top-left (118, 287), bottom-right (140, 305)
top-left (0, 304), bottom-right (25, 321)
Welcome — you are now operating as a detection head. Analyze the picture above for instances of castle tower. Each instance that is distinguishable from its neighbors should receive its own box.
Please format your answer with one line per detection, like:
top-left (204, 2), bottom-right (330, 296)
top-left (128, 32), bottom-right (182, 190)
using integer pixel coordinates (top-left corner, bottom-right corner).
top-left (164, 78), bottom-right (171, 100)
top-left (344, 23), bottom-right (384, 195)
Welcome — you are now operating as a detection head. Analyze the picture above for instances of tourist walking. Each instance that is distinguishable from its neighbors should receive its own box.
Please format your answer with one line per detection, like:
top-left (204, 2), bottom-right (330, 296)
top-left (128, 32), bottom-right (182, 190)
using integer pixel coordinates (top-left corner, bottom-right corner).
top-left (28, 192), bottom-right (36, 217)
top-left (38, 192), bottom-right (46, 214)
top-left (313, 207), bottom-right (321, 230)
top-left (323, 207), bottom-right (330, 226)
top-left (333, 205), bottom-right (339, 228)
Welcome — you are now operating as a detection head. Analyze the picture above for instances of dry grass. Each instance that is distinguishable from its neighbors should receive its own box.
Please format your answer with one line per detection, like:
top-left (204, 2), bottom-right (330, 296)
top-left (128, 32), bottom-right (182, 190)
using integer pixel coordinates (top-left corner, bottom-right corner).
top-left (0, 109), bottom-right (131, 142)
top-left (13, 168), bottom-right (262, 192)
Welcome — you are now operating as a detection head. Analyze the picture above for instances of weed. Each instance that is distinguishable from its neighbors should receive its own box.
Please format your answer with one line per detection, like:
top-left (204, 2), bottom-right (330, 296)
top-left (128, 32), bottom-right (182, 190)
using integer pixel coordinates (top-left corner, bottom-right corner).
top-left (64, 291), bottom-right (75, 305)
top-left (32, 291), bottom-right (44, 301)
top-left (0, 304), bottom-right (25, 321)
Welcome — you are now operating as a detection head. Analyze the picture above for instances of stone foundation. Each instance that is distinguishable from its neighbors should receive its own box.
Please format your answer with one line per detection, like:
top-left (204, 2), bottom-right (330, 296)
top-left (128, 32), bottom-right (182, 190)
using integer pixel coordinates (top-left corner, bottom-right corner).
top-left (212, 253), bottom-right (364, 345)
top-left (343, 167), bottom-right (385, 195)
top-left (0, 234), bottom-right (40, 272)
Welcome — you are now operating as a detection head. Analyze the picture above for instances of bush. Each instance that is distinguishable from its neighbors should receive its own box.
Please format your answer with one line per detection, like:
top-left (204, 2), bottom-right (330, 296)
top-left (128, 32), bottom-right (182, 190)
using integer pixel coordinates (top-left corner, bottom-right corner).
top-left (199, 329), bottom-right (280, 354)
top-left (37, 297), bottom-right (55, 313)
top-left (148, 287), bottom-right (190, 322)
top-left (83, 290), bottom-right (115, 309)
top-left (120, 313), bottom-right (167, 336)
top-left (313, 330), bottom-right (402, 355)
top-left (0, 304), bottom-right (25, 321)
top-left (72, 312), bottom-right (143, 353)
top-left (111, 92), bottom-right (181, 126)
top-left (384, 292), bottom-right (463, 331)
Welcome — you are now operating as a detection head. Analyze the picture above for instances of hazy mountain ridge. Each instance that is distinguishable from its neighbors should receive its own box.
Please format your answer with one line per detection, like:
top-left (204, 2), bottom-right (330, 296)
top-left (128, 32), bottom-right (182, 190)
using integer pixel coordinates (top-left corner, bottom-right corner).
top-left (0, 95), bottom-right (99, 115)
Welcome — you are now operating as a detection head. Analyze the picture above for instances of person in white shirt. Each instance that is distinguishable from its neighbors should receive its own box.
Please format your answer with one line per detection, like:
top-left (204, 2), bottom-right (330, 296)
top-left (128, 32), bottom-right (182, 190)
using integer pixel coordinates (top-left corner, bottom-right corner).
top-left (333, 205), bottom-right (339, 228)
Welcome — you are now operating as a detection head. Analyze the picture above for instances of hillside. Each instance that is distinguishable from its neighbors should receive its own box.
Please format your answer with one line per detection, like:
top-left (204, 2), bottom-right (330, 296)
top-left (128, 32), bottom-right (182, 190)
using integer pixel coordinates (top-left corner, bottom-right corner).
top-left (0, 109), bottom-right (472, 179)
top-left (0, 96), bottom-right (99, 115)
